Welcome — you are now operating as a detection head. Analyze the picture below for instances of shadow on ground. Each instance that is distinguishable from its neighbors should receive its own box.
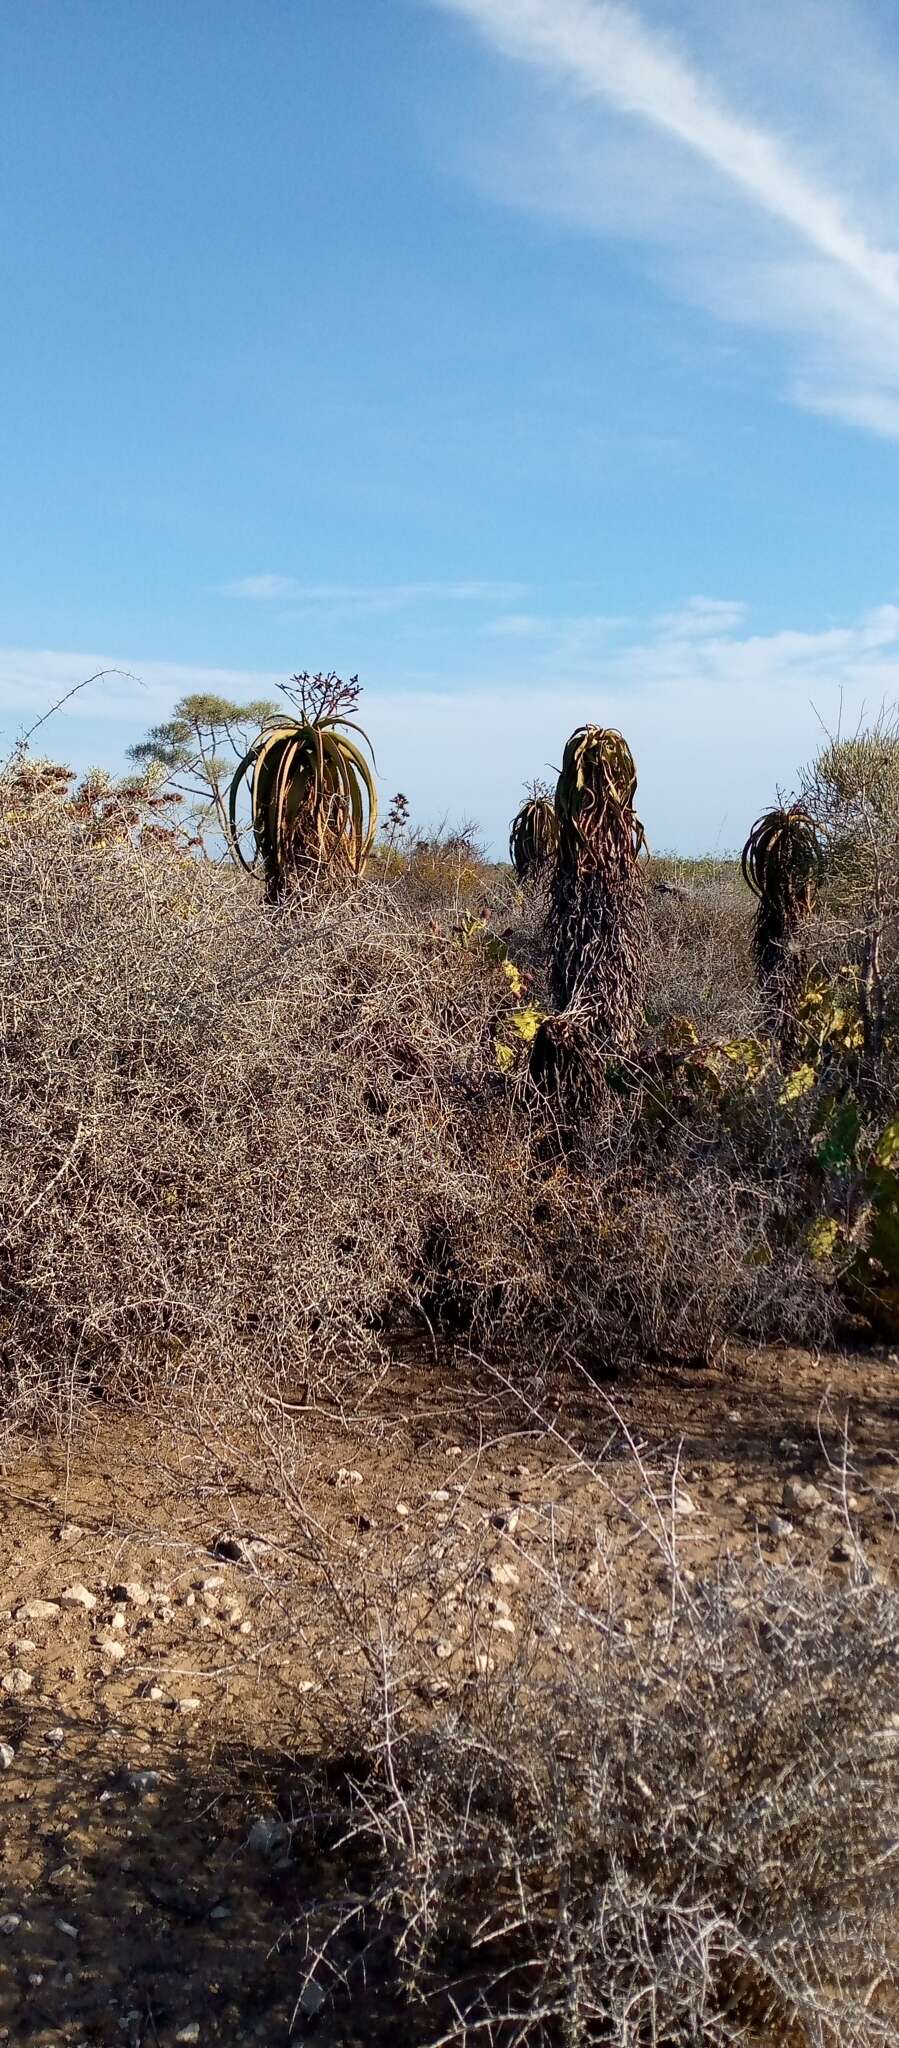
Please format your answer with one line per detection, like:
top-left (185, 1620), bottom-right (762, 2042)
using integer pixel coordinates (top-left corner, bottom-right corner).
top-left (0, 1699), bottom-right (405, 2048)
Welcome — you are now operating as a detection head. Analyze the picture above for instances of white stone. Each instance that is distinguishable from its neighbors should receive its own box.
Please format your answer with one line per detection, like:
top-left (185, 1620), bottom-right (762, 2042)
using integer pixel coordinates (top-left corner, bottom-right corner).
top-left (60, 1585), bottom-right (97, 1612)
top-left (1, 1669), bottom-right (32, 1696)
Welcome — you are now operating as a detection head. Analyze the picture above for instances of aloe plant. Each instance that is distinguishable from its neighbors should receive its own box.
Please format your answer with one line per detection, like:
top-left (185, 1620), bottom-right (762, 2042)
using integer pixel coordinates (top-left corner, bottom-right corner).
top-left (229, 700), bottom-right (377, 901)
top-left (549, 725), bottom-right (647, 1047)
top-left (509, 783), bottom-right (558, 886)
top-left (741, 806), bottom-right (823, 1053)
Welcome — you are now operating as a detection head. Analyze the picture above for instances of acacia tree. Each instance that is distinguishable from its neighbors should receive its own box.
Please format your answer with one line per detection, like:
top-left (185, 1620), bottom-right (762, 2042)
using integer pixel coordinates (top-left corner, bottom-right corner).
top-left (128, 692), bottom-right (278, 849)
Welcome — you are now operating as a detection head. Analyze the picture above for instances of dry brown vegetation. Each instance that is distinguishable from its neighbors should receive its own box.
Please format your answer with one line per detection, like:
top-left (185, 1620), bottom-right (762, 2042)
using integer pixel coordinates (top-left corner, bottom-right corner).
top-left (1, 749), bottom-right (898, 2046)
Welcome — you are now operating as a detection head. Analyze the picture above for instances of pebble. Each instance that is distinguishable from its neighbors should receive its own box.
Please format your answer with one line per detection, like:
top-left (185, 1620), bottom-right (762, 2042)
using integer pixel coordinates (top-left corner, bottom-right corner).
top-left (673, 1491), bottom-right (696, 1517)
top-left (1, 1669), bottom-right (33, 1696)
top-left (768, 1514), bottom-right (794, 1539)
top-left (109, 1611), bottom-right (126, 1632)
top-left (110, 1582), bottom-right (149, 1607)
top-left (60, 1585), bottom-right (97, 1612)
top-left (247, 1815), bottom-right (290, 1856)
top-left (123, 1769), bottom-right (160, 1798)
top-left (0, 1913), bottom-right (22, 1934)
top-left (430, 1489), bottom-right (451, 1504)
top-left (177, 1697), bottom-right (201, 1714)
top-left (175, 2026), bottom-right (200, 2044)
top-left (211, 1534), bottom-right (267, 1565)
top-left (100, 1638), bottom-right (126, 1662)
top-left (55, 1917), bottom-right (78, 1939)
top-left (16, 1599), bottom-right (60, 1623)
top-left (782, 1477), bottom-right (824, 1518)
top-left (45, 1726), bottom-right (65, 1749)
top-left (335, 1469), bottom-right (363, 1489)
top-left (0, 1744), bottom-right (14, 1770)
top-left (433, 1640), bottom-right (454, 1661)
top-left (298, 1982), bottom-right (326, 2019)
top-left (395, 1502), bottom-right (411, 1518)
top-left (489, 1562), bottom-right (519, 1587)
top-left (56, 1523), bottom-right (84, 1545)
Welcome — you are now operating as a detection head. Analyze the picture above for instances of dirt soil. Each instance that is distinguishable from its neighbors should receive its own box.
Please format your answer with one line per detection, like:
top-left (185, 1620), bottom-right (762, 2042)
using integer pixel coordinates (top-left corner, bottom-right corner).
top-left (0, 1340), bottom-right (897, 2046)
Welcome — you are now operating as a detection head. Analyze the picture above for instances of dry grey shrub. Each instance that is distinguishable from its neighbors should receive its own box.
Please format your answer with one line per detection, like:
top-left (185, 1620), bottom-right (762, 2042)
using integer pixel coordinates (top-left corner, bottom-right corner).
top-left (644, 859), bottom-right (758, 1044)
top-left (311, 1565), bottom-right (899, 2047)
top-left (0, 805), bottom-right (834, 1448)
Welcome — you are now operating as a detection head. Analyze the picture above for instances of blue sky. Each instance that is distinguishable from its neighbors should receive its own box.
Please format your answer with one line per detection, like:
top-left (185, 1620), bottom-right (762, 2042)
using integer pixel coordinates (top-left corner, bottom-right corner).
top-left (4, 0), bottom-right (899, 851)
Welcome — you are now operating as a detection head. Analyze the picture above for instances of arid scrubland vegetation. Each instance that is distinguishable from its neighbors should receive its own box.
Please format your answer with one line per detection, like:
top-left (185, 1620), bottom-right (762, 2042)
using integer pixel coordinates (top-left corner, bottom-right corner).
top-left (0, 678), bottom-right (898, 2046)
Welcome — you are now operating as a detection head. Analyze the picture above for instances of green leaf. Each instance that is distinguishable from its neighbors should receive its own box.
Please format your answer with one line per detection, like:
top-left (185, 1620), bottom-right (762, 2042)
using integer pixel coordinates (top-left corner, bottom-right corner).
top-left (818, 1096), bottom-right (862, 1171)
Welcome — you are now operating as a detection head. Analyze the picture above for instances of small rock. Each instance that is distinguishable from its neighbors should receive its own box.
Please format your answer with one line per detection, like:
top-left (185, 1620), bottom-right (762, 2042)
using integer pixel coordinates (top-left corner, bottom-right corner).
top-left (433, 1640), bottom-right (454, 1661)
top-left (673, 1491), bottom-right (696, 1517)
top-left (60, 1585), bottom-right (97, 1612)
top-left (1, 1669), bottom-right (33, 1696)
top-left (298, 1982), bottom-right (326, 2019)
top-left (211, 1534), bottom-right (268, 1565)
top-left (782, 1477), bottom-right (824, 1518)
top-left (395, 1501), bottom-right (411, 1518)
top-left (768, 1514), bottom-right (794, 1539)
top-left (726, 1411), bottom-right (742, 1424)
top-left (490, 1615), bottom-right (516, 1635)
top-left (177, 1697), bottom-right (201, 1714)
top-left (430, 1489), bottom-right (451, 1504)
top-left (0, 1743), bottom-right (15, 1770)
top-left (45, 1726), bottom-right (65, 1749)
top-left (11, 1637), bottom-right (36, 1657)
top-left (56, 1523), bottom-right (84, 1545)
top-left (491, 1508), bottom-right (520, 1534)
top-left (0, 1912), bottom-right (22, 1934)
top-left (209, 1903), bottom-right (231, 1922)
top-left (335, 1468), bottom-right (363, 1489)
top-left (447, 1445), bottom-right (462, 1459)
top-left (99, 1638), bottom-right (126, 1662)
top-left (123, 1768), bottom-right (160, 1797)
top-left (247, 1815), bottom-right (290, 1856)
top-left (174, 2026), bottom-right (200, 2045)
top-left (489, 1561), bottom-right (520, 1587)
top-left (239, 1619), bottom-right (253, 1635)
top-left (16, 1599), bottom-right (60, 1623)
top-left (109, 1610), bottom-right (126, 1632)
top-left (222, 1603), bottom-right (243, 1627)
top-left (55, 1917), bottom-right (78, 1938)
top-left (110, 1582), bottom-right (149, 1607)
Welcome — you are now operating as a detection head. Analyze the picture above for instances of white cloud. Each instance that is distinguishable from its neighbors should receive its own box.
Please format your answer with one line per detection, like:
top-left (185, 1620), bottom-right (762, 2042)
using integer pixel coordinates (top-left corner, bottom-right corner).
top-left (5, 598), bottom-right (899, 852)
top-left (430, 0), bottom-right (899, 438)
top-left (224, 576), bottom-right (528, 609)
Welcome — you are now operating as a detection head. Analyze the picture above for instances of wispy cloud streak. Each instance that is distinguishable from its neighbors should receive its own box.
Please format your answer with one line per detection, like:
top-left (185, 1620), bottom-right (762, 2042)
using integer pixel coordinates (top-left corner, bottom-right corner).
top-left (431, 0), bottom-right (899, 437)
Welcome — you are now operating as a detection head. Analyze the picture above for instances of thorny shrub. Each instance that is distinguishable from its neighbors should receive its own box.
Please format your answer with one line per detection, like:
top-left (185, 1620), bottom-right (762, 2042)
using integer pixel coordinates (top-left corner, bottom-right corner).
top-left (0, 799), bottom-right (839, 1445)
top-left (302, 1562), bottom-right (899, 2046)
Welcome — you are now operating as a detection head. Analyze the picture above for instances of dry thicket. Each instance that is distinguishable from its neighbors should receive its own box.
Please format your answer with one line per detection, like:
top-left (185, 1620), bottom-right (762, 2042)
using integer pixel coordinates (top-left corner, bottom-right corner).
top-left (0, 796), bottom-right (837, 1447)
top-left (322, 1565), bottom-right (899, 2046)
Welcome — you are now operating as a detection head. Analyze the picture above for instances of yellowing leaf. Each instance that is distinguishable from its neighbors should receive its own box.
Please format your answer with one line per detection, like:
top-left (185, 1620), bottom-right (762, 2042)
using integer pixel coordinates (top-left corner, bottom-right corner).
top-left (721, 1037), bottom-right (768, 1079)
top-left (495, 1041), bottom-right (515, 1073)
top-left (807, 1216), bottom-right (841, 1261)
top-left (501, 958), bottom-right (524, 999)
top-left (778, 1064), bottom-right (817, 1105)
top-left (508, 1005), bottom-right (545, 1044)
top-left (875, 1118), bottom-right (899, 1169)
